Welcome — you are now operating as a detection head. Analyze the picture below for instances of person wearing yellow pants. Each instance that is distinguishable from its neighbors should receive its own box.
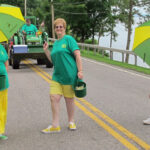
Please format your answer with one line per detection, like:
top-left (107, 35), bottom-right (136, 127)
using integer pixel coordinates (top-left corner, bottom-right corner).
top-left (0, 44), bottom-right (9, 140)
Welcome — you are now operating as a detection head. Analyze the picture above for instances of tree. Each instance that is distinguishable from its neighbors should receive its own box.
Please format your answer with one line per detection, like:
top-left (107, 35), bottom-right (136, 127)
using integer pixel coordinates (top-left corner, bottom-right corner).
top-left (116, 0), bottom-right (150, 63)
top-left (107, 15), bottom-right (118, 48)
top-left (52, 0), bottom-right (91, 42)
top-left (85, 0), bottom-right (112, 44)
top-left (52, 0), bottom-right (115, 43)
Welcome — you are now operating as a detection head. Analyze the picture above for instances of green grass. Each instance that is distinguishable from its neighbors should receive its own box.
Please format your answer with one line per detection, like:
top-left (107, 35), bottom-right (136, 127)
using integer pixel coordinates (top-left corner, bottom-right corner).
top-left (81, 50), bottom-right (150, 75)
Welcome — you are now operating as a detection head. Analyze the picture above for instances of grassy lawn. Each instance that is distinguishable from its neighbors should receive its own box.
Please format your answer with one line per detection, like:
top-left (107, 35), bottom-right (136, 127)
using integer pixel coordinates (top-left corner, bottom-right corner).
top-left (81, 50), bottom-right (150, 75)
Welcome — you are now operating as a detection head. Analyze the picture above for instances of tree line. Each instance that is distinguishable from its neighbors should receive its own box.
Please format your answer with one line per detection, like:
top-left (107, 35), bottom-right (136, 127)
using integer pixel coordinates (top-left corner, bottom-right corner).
top-left (0, 0), bottom-right (150, 62)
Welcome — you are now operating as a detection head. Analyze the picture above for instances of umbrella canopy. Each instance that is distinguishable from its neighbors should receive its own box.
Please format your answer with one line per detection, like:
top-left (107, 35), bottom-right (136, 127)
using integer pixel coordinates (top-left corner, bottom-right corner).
top-left (132, 20), bottom-right (150, 66)
top-left (0, 4), bottom-right (25, 42)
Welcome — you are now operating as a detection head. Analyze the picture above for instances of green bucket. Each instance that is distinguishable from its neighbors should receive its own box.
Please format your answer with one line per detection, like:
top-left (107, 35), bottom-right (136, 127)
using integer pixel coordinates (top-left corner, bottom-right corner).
top-left (0, 75), bottom-right (6, 90)
top-left (73, 79), bottom-right (86, 98)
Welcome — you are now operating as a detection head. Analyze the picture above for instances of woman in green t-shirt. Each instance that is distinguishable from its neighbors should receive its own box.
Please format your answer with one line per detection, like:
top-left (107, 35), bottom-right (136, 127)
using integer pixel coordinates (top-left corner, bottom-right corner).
top-left (42, 18), bottom-right (83, 133)
top-left (0, 44), bottom-right (9, 140)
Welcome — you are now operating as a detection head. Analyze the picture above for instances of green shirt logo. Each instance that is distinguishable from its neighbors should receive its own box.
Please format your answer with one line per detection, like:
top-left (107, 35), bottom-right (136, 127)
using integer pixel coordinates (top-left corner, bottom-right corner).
top-left (62, 44), bottom-right (66, 48)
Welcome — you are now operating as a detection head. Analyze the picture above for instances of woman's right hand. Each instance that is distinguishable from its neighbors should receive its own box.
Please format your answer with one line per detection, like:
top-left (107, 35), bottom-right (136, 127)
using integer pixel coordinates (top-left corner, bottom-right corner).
top-left (78, 71), bottom-right (83, 79)
top-left (43, 42), bottom-right (49, 51)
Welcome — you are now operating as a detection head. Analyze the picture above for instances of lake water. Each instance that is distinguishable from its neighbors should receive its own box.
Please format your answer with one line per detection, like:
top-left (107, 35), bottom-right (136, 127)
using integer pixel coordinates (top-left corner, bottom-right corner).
top-left (98, 22), bottom-right (150, 68)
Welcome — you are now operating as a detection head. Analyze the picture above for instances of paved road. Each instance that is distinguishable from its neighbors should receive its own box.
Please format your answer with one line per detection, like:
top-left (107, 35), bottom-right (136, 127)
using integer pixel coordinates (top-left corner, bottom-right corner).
top-left (1, 58), bottom-right (150, 150)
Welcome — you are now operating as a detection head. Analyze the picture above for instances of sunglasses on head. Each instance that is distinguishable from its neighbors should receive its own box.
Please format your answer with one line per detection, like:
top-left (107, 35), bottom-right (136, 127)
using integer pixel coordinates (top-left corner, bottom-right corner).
top-left (55, 25), bottom-right (63, 29)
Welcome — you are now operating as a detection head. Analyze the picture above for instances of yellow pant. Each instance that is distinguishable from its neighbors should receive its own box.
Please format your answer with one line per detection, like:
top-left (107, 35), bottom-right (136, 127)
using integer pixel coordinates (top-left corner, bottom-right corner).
top-left (0, 89), bottom-right (8, 134)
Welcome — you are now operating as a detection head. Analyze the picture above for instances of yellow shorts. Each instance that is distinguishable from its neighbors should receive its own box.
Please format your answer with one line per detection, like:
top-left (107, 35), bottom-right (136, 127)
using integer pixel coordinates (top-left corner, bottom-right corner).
top-left (50, 80), bottom-right (75, 98)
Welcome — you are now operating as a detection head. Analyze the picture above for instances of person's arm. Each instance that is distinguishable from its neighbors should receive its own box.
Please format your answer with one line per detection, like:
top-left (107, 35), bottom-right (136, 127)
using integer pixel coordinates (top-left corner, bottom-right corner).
top-left (22, 30), bottom-right (26, 35)
top-left (43, 42), bottom-right (52, 62)
top-left (74, 50), bottom-right (83, 79)
top-left (34, 25), bottom-right (38, 37)
top-left (5, 60), bottom-right (8, 72)
top-left (36, 32), bottom-right (38, 37)
top-left (21, 25), bottom-right (26, 35)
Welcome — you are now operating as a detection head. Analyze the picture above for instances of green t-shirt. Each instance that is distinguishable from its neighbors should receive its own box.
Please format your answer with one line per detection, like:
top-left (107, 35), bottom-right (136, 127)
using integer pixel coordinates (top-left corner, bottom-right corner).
top-left (21, 24), bottom-right (37, 35)
top-left (51, 35), bottom-right (79, 85)
top-left (0, 44), bottom-right (9, 91)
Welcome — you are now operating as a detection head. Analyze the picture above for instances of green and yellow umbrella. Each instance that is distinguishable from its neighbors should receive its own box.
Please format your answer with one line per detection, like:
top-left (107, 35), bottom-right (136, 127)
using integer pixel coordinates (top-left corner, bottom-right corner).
top-left (0, 4), bottom-right (25, 42)
top-left (132, 20), bottom-right (150, 66)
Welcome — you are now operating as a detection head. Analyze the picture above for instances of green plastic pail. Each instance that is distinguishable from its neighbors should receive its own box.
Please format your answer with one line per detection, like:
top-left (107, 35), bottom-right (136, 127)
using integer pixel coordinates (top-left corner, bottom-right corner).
top-left (74, 79), bottom-right (86, 98)
top-left (0, 75), bottom-right (6, 90)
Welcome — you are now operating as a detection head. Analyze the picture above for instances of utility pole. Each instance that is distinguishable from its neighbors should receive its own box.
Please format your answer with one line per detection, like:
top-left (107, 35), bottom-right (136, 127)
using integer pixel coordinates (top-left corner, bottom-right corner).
top-left (51, 0), bottom-right (55, 39)
top-left (24, 0), bottom-right (27, 17)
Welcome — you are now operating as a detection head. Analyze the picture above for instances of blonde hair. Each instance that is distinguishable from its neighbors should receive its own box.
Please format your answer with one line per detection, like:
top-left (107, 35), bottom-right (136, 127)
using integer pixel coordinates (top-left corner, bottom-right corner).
top-left (54, 18), bottom-right (66, 29)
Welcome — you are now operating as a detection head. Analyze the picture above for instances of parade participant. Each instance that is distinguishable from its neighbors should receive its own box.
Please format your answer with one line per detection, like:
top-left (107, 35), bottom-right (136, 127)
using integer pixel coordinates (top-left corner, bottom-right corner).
top-left (0, 44), bottom-right (9, 140)
top-left (22, 19), bottom-right (38, 36)
top-left (42, 18), bottom-right (83, 133)
top-left (39, 21), bottom-right (45, 32)
top-left (38, 21), bottom-right (45, 35)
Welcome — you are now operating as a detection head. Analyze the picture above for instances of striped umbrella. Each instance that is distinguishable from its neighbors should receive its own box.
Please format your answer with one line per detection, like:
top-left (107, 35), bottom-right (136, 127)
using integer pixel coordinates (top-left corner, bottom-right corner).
top-left (132, 20), bottom-right (150, 66)
top-left (0, 4), bottom-right (25, 42)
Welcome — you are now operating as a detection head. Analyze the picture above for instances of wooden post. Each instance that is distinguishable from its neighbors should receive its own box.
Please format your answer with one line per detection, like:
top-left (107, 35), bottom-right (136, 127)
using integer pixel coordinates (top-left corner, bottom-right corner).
top-left (24, 0), bottom-right (27, 17)
top-left (122, 52), bottom-right (124, 63)
top-left (110, 50), bottom-right (113, 60)
top-left (97, 47), bottom-right (100, 55)
top-left (102, 50), bottom-right (104, 57)
top-left (87, 46), bottom-right (89, 53)
top-left (94, 46), bottom-right (96, 55)
top-left (135, 54), bottom-right (137, 66)
top-left (51, 0), bottom-right (55, 39)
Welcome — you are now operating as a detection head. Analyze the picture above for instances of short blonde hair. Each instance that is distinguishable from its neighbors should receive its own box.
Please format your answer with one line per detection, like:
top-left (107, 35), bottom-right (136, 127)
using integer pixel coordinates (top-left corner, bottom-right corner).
top-left (54, 18), bottom-right (66, 29)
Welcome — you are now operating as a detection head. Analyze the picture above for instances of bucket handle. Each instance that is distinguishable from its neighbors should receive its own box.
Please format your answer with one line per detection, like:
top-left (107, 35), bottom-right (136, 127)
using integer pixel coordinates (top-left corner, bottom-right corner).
top-left (76, 78), bottom-right (83, 86)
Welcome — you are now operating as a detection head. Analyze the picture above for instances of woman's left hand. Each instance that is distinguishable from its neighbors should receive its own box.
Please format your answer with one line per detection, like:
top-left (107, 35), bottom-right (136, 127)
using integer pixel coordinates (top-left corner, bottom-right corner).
top-left (78, 71), bottom-right (83, 79)
top-left (43, 42), bottom-right (49, 51)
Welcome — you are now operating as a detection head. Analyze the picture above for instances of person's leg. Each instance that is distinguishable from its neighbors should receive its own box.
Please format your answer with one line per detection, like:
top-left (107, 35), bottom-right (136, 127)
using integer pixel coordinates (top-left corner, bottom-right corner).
top-left (42, 81), bottom-right (62, 133)
top-left (65, 97), bottom-right (76, 130)
top-left (63, 85), bottom-right (75, 123)
top-left (63, 85), bottom-right (76, 130)
top-left (0, 91), bottom-right (4, 134)
top-left (0, 89), bottom-right (8, 140)
top-left (50, 94), bottom-right (62, 127)
top-left (64, 97), bottom-right (75, 123)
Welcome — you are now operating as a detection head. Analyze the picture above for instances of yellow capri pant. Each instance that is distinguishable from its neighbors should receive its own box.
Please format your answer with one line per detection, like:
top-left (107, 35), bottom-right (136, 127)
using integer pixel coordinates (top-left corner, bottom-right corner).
top-left (0, 89), bottom-right (8, 134)
top-left (50, 80), bottom-right (75, 98)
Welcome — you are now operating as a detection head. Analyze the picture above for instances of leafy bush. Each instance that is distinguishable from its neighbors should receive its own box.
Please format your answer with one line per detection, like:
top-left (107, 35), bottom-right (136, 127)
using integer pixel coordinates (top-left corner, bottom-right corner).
top-left (84, 39), bottom-right (98, 44)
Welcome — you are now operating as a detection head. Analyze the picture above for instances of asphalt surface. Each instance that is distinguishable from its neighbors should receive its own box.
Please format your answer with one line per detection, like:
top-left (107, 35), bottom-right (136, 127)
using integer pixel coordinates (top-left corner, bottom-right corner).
top-left (1, 58), bottom-right (150, 150)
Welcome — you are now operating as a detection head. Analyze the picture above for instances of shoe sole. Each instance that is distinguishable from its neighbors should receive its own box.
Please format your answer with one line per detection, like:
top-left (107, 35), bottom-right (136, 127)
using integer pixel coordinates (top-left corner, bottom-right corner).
top-left (41, 130), bottom-right (61, 133)
top-left (143, 122), bottom-right (150, 125)
top-left (68, 127), bottom-right (77, 131)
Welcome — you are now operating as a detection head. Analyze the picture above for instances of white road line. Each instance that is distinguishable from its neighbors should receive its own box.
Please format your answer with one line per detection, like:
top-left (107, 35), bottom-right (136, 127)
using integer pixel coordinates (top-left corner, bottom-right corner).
top-left (82, 57), bottom-right (150, 80)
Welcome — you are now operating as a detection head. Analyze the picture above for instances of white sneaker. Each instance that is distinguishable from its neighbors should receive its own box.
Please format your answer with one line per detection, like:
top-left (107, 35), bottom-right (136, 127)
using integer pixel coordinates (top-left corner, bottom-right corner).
top-left (143, 117), bottom-right (150, 125)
